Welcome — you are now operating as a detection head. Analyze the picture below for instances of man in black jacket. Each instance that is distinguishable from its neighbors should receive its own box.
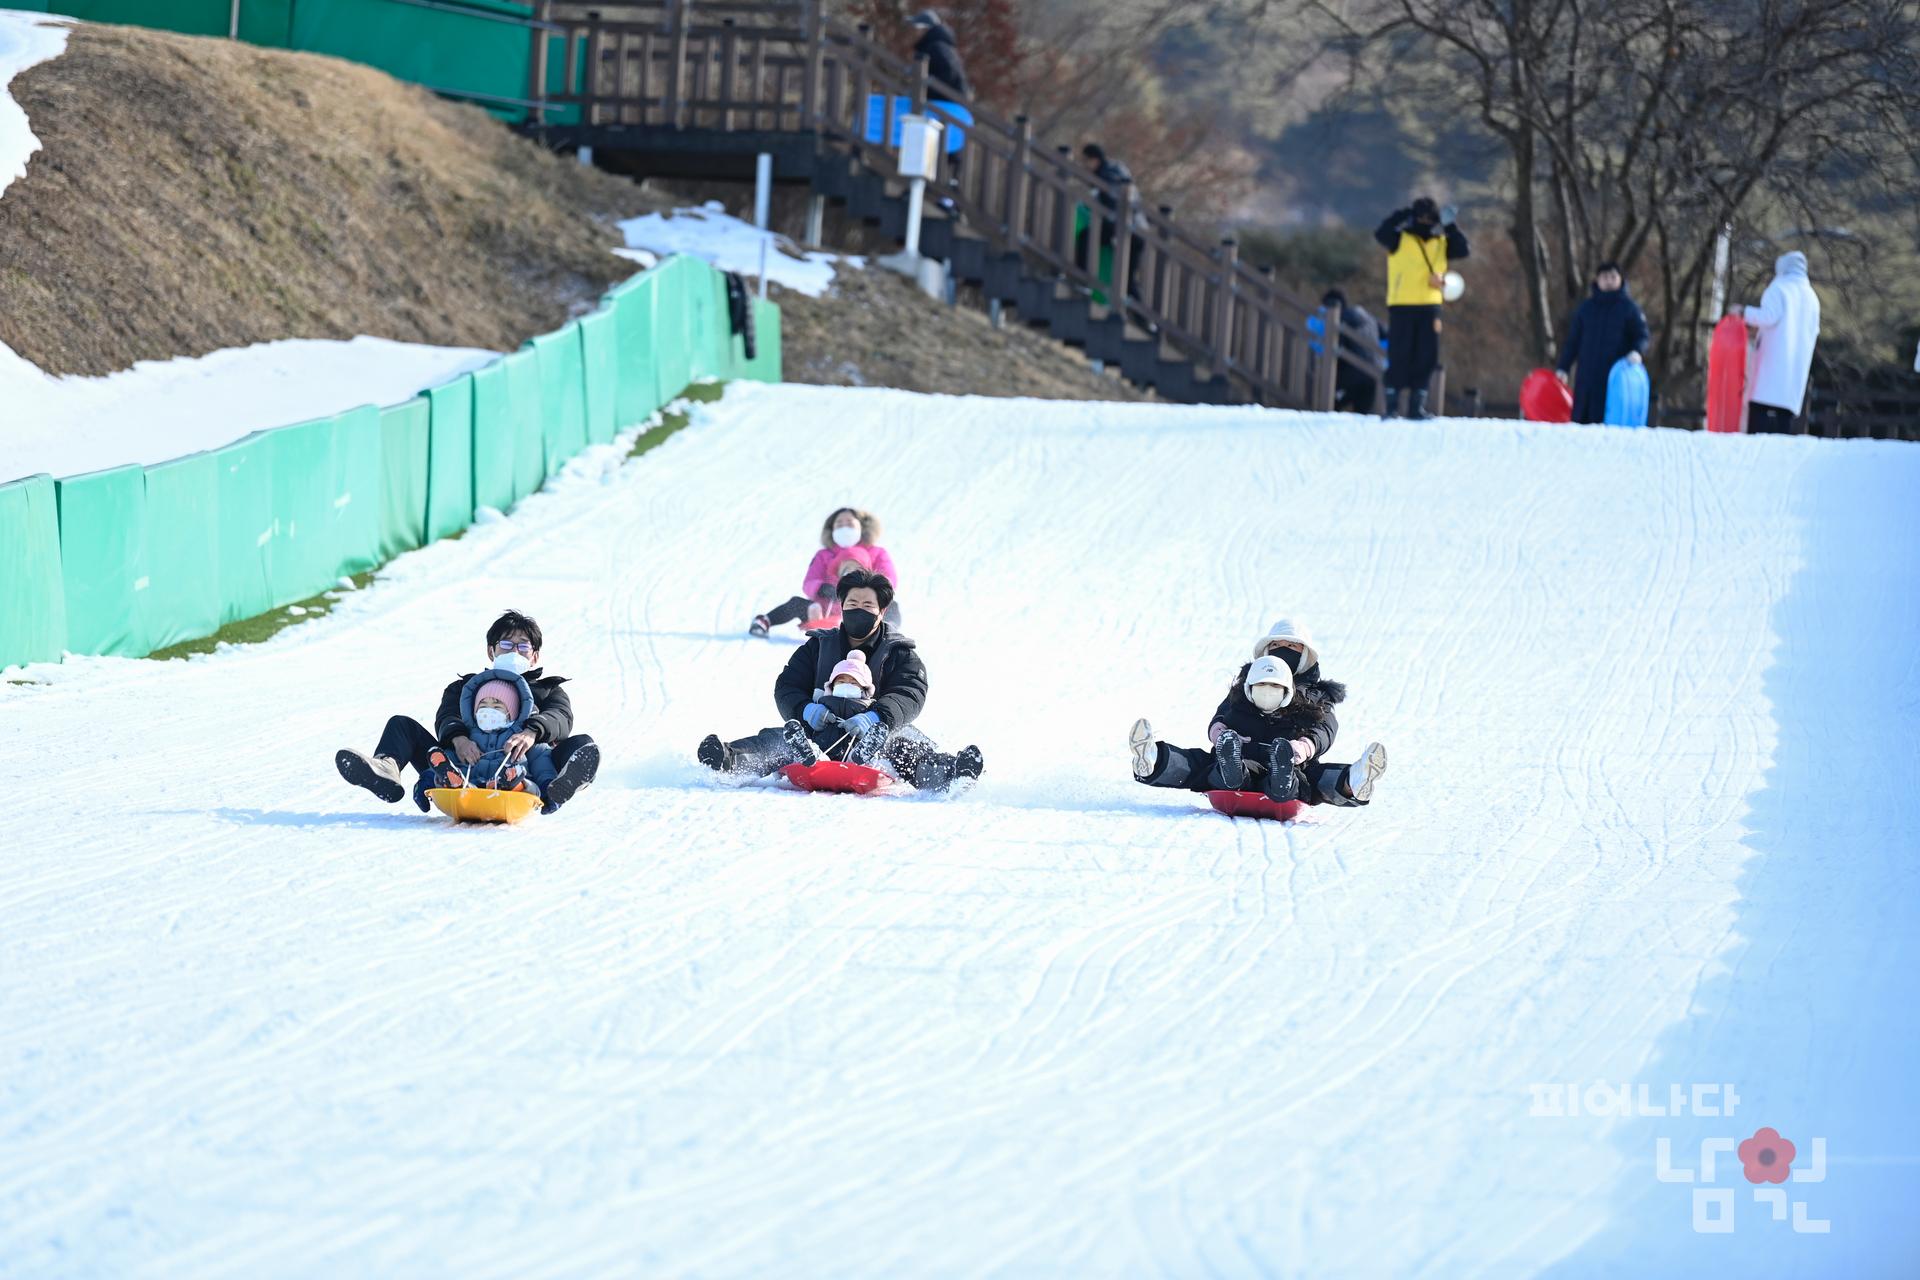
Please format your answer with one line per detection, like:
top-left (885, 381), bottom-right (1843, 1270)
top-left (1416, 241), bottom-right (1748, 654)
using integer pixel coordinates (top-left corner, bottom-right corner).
top-left (907, 10), bottom-right (970, 102)
top-left (1374, 196), bottom-right (1470, 419)
top-left (336, 609), bottom-right (601, 815)
top-left (1555, 262), bottom-right (1651, 424)
top-left (1322, 288), bottom-right (1384, 413)
top-left (699, 572), bottom-right (983, 791)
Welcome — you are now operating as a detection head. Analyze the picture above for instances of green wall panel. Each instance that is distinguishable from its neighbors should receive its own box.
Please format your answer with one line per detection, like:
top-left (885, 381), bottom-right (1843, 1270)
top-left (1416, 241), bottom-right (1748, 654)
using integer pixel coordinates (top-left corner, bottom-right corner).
top-left (265, 416), bottom-right (340, 605)
top-left (531, 327), bottom-right (588, 474)
top-left (470, 361), bottom-right (518, 513)
top-left (213, 434), bottom-right (278, 626)
top-left (55, 465), bottom-right (151, 658)
top-left (142, 451), bottom-right (223, 652)
top-left (651, 259), bottom-right (695, 399)
top-left (292, 0), bottom-right (533, 118)
top-left (745, 297), bottom-right (783, 383)
top-left (0, 474), bottom-right (68, 669)
top-left (579, 309), bottom-right (619, 443)
top-left (426, 376), bottom-right (476, 542)
top-left (328, 404), bottom-right (384, 576)
top-left (379, 397), bottom-right (430, 560)
top-left (502, 348), bottom-right (547, 504)
top-left (611, 274), bottom-right (664, 426)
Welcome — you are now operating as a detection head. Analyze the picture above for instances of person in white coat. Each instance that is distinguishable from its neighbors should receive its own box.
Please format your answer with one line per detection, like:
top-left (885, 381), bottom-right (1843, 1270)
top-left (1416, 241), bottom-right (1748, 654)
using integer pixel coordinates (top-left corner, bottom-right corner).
top-left (1731, 250), bottom-right (1822, 434)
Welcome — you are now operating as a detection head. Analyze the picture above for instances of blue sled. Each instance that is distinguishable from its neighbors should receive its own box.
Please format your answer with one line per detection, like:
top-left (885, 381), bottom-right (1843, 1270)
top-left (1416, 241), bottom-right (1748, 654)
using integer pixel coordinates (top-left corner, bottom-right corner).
top-left (1604, 357), bottom-right (1650, 427)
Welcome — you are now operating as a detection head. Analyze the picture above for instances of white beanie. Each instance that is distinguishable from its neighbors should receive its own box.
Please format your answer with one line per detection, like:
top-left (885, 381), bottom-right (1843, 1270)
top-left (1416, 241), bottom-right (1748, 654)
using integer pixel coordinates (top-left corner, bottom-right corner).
top-left (1253, 618), bottom-right (1319, 671)
top-left (1244, 654), bottom-right (1295, 705)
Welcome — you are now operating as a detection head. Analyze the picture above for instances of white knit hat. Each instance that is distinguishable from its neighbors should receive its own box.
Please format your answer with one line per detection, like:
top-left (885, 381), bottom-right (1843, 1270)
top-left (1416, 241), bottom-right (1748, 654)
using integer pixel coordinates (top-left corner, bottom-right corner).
top-left (1244, 654), bottom-right (1295, 706)
top-left (1253, 618), bottom-right (1319, 671)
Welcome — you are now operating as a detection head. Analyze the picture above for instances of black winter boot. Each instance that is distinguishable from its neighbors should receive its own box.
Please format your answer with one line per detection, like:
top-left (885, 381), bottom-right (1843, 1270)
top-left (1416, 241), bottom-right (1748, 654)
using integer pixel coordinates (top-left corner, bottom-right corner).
top-left (954, 745), bottom-right (984, 782)
top-left (1380, 388), bottom-right (1403, 419)
top-left (1211, 730), bottom-right (1247, 790)
top-left (1409, 388), bottom-right (1435, 420)
top-left (782, 719), bottom-right (822, 765)
top-left (847, 720), bottom-right (890, 766)
top-left (1263, 740), bottom-right (1301, 803)
top-left (542, 743), bottom-right (600, 814)
top-left (698, 734), bottom-right (732, 772)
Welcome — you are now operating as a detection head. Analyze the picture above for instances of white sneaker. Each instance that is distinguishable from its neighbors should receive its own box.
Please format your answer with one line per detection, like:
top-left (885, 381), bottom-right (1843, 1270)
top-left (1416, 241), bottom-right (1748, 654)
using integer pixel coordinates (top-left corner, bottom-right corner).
top-left (1343, 742), bottom-right (1387, 802)
top-left (1129, 718), bottom-right (1157, 779)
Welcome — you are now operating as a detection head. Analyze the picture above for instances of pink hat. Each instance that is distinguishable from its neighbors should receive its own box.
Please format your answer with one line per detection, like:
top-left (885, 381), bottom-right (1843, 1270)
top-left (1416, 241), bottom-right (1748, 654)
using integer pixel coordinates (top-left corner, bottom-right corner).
top-left (827, 651), bottom-right (874, 695)
top-left (474, 679), bottom-right (521, 720)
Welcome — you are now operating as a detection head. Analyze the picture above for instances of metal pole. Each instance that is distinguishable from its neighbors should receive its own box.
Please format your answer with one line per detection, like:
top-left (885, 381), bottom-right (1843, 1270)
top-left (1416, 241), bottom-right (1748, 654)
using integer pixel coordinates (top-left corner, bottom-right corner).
top-left (230, 0), bottom-right (242, 39)
top-left (758, 234), bottom-right (770, 302)
top-left (804, 193), bottom-right (826, 247)
top-left (904, 177), bottom-right (927, 258)
top-left (753, 152), bottom-right (773, 229)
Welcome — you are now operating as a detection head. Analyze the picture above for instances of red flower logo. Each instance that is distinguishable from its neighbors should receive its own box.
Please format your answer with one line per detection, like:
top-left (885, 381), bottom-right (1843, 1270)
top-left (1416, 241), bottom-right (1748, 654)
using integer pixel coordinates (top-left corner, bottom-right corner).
top-left (1738, 1127), bottom-right (1796, 1184)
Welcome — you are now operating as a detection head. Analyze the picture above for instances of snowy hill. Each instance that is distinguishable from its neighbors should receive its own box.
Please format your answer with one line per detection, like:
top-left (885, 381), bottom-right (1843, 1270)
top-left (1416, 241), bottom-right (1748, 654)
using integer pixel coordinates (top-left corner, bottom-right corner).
top-left (4, 386), bottom-right (1916, 1276)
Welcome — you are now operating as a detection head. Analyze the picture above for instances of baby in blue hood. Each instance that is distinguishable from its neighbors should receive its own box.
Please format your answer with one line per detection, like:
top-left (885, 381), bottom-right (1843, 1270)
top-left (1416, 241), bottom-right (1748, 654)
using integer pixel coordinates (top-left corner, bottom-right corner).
top-left (422, 670), bottom-right (558, 799)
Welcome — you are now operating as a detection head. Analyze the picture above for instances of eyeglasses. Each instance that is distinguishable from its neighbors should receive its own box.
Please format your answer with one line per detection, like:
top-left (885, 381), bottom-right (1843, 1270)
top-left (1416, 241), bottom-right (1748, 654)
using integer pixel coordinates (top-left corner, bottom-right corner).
top-left (494, 640), bottom-right (534, 655)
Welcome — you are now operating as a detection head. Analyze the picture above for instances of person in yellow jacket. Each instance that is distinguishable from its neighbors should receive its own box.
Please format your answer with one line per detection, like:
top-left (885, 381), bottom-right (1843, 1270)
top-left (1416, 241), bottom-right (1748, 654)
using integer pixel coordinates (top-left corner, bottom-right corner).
top-left (1372, 196), bottom-right (1469, 419)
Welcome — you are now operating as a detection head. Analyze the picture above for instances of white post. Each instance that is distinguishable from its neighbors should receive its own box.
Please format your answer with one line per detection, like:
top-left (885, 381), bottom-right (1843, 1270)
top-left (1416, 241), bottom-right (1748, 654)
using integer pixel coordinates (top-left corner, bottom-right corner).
top-left (753, 152), bottom-right (773, 229)
top-left (230, 0), bottom-right (242, 38)
top-left (577, 145), bottom-right (594, 168)
top-left (804, 193), bottom-right (826, 248)
top-left (758, 233), bottom-right (770, 302)
top-left (903, 177), bottom-right (927, 258)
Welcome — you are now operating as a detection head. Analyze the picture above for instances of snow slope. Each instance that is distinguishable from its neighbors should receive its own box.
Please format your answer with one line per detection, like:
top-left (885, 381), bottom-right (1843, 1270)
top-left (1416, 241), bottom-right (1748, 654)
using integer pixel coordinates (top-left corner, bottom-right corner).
top-left (4, 386), bottom-right (1916, 1277)
top-left (2, 336), bottom-right (500, 482)
top-left (0, 7), bottom-right (68, 201)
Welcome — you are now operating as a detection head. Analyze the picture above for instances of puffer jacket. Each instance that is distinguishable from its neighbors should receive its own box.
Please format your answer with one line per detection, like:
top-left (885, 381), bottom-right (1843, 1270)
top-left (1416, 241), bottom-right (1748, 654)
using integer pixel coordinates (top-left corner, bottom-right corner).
top-left (1744, 251), bottom-right (1822, 413)
top-left (434, 666), bottom-right (574, 748)
top-left (1208, 662), bottom-right (1346, 760)
top-left (801, 508), bottom-right (899, 599)
top-left (453, 668), bottom-right (557, 791)
top-left (775, 622), bottom-right (928, 730)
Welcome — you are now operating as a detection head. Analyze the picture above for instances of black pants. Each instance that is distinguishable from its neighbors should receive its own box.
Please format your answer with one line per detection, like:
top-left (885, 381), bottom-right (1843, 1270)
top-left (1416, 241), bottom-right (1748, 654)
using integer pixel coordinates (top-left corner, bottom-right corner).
top-left (1136, 740), bottom-right (1365, 807)
top-left (725, 722), bottom-right (966, 791)
top-left (1747, 402), bottom-right (1803, 435)
top-left (761, 597), bottom-right (904, 628)
top-left (1386, 305), bottom-right (1441, 391)
top-left (375, 715), bottom-right (595, 776)
top-left (1334, 360), bottom-right (1379, 414)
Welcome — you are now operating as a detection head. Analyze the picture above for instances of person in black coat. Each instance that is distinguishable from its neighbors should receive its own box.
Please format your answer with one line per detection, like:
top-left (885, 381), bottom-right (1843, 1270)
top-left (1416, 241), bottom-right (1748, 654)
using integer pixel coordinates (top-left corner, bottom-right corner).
top-left (1322, 288), bottom-right (1384, 414)
top-left (335, 609), bottom-right (601, 815)
top-left (699, 572), bottom-right (983, 791)
top-left (907, 10), bottom-right (970, 101)
top-left (1129, 620), bottom-right (1386, 807)
top-left (1555, 262), bottom-right (1651, 424)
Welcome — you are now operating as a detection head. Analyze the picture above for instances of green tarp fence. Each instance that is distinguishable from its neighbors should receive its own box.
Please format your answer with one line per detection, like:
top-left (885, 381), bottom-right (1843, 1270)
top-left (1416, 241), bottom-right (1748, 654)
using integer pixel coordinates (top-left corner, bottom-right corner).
top-left (0, 256), bottom-right (779, 670)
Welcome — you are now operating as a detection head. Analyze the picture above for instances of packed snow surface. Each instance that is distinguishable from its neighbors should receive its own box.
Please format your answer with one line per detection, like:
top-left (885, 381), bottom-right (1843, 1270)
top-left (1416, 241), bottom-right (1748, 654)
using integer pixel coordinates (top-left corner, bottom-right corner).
top-left (4, 385), bottom-right (1916, 1277)
top-left (618, 202), bottom-right (856, 296)
top-left (0, 7), bottom-right (67, 201)
top-left (2, 336), bottom-right (500, 482)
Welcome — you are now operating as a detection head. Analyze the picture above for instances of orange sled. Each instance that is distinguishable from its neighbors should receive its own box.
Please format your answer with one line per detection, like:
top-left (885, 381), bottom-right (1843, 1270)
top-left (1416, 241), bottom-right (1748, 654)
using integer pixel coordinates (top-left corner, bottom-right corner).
top-left (778, 761), bottom-right (895, 794)
top-left (1206, 791), bottom-right (1304, 821)
top-left (426, 787), bottom-right (543, 824)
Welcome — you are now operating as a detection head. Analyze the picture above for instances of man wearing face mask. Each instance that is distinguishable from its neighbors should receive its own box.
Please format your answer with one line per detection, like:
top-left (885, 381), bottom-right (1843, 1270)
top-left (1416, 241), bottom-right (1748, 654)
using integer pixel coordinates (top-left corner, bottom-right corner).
top-left (336, 609), bottom-right (601, 815)
top-left (699, 571), bottom-right (983, 791)
top-left (1130, 618), bottom-right (1386, 807)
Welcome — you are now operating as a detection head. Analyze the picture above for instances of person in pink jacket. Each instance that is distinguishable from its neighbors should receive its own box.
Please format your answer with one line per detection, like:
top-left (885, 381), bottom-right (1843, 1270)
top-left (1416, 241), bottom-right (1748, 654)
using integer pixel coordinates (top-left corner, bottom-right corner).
top-left (750, 507), bottom-right (902, 637)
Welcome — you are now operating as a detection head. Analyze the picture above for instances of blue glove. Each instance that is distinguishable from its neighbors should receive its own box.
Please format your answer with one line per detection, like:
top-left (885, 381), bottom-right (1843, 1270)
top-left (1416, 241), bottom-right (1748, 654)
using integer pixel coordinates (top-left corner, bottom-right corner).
top-left (802, 702), bottom-right (830, 730)
top-left (844, 711), bottom-right (882, 735)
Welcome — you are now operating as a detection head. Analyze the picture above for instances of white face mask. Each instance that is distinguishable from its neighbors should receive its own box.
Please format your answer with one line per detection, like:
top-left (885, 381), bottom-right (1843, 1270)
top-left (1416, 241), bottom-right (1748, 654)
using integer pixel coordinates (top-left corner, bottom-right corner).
top-left (492, 650), bottom-right (531, 675)
top-left (474, 706), bottom-right (512, 732)
top-left (829, 682), bottom-right (867, 701)
top-left (1248, 683), bottom-right (1290, 712)
top-left (831, 524), bottom-right (861, 548)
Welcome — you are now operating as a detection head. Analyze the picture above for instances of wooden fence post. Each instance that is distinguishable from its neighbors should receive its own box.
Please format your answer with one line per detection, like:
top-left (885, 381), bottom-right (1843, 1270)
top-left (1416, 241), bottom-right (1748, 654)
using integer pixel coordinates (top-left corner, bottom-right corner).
top-left (1214, 238), bottom-right (1239, 373)
top-left (528, 0), bottom-right (552, 128)
top-left (1005, 115), bottom-right (1031, 244)
top-left (800, 0), bottom-right (822, 129)
top-left (666, 0), bottom-right (689, 129)
top-left (1314, 300), bottom-right (1340, 411)
top-left (1112, 181), bottom-right (1136, 319)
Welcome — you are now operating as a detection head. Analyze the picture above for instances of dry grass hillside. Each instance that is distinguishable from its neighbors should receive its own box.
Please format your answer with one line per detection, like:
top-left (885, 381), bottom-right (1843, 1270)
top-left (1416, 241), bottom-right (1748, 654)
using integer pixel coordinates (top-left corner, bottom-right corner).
top-left (0, 20), bottom-right (1138, 403)
top-left (0, 22), bottom-right (660, 376)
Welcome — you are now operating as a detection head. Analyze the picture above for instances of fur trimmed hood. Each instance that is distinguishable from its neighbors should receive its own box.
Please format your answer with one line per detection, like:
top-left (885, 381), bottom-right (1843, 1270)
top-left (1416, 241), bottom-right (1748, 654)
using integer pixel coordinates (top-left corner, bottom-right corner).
top-left (820, 507), bottom-right (883, 549)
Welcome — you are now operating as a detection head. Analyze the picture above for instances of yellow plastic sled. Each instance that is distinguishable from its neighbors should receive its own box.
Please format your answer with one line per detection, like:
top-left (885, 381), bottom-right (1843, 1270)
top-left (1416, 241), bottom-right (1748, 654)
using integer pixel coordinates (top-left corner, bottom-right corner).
top-left (426, 787), bottom-right (542, 825)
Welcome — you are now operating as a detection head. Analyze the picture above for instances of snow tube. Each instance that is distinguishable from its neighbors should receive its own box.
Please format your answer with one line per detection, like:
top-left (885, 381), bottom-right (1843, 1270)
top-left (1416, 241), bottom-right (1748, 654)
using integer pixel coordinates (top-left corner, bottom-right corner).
top-left (1206, 791), bottom-right (1304, 821)
top-left (1604, 357), bottom-right (1650, 427)
top-left (779, 761), bottom-right (894, 794)
top-left (426, 787), bottom-right (542, 824)
top-left (1520, 368), bottom-right (1573, 423)
top-left (1706, 315), bottom-right (1748, 433)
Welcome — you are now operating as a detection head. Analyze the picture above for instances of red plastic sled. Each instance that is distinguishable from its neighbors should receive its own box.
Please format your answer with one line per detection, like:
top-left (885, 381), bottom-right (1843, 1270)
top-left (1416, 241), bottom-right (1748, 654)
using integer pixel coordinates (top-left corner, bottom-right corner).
top-left (1706, 315), bottom-right (1748, 433)
top-left (1519, 368), bottom-right (1573, 423)
top-left (800, 615), bottom-right (840, 632)
top-left (779, 760), bottom-right (894, 794)
top-left (1207, 790), bottom-right (1304, 821)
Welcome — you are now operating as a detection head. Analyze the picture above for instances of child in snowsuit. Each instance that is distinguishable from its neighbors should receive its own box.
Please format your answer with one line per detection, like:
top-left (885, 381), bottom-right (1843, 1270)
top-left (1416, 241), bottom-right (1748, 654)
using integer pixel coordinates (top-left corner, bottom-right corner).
top-left (421, 671), bottom-right (558, 802)
top-left (705, 571), bottom-right (983, 791)
top-left (1130, 619), bottom-right (1387, 807)
top-left (750, 507), bottom-right (901, 636)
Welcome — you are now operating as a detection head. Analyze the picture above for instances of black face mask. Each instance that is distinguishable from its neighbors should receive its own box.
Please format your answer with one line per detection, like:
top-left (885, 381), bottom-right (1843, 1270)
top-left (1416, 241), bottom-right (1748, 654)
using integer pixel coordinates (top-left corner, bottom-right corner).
top-left (840, 608), bottom-right (879, 642)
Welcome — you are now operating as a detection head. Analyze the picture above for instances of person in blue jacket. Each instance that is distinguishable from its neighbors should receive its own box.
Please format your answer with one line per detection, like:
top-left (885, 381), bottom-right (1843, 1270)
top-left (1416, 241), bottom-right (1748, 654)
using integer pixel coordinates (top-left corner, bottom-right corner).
top-left (1555, 262), bottom-right (1651, 424)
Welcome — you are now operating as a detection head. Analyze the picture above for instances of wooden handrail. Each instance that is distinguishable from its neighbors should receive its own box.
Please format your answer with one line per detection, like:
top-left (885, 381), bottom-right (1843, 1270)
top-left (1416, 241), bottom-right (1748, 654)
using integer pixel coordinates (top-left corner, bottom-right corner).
top-left (533, 0), bottom-right (1334, 408)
